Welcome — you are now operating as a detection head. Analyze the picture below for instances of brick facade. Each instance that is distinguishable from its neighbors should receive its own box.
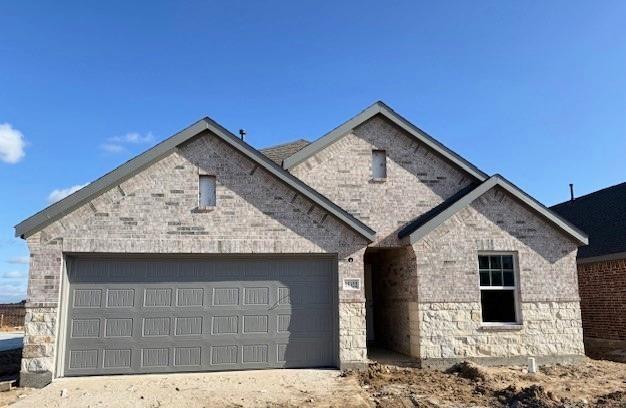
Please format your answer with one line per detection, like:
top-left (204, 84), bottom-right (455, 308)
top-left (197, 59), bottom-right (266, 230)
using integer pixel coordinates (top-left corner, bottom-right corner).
top-left (577, 259), bottom-right (626, 341)
top-left (20, 111), bottom-right (586, 385)
top-left (21, 132), bottom-right (368, 384)
top-left (291, 115), bottom-right (474, 247)
top-left (412, 187), bottom-right (584, 363)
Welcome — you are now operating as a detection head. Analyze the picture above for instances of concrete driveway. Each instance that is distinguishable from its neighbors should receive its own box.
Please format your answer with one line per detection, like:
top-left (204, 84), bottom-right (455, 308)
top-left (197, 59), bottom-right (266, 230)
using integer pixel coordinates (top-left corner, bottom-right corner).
top-left (0, 332), bottom-right (23, 352)
top-left (9, 369), bottom-right (370, 408)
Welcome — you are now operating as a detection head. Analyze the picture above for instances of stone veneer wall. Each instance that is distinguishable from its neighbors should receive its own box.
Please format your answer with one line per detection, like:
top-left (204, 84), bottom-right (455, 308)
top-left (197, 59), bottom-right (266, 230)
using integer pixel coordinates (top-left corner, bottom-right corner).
top-left (290, 115), bottom-right (475, 247)
top-left (412, 186), bottom-right (584, 365)
top-left (21, 131), bottom-right (369, 385)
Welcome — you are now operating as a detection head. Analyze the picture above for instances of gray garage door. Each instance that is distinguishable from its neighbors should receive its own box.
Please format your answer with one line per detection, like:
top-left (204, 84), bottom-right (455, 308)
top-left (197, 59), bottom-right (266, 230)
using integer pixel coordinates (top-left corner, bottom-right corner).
top-left (64, 256), bottom-right (336, 376)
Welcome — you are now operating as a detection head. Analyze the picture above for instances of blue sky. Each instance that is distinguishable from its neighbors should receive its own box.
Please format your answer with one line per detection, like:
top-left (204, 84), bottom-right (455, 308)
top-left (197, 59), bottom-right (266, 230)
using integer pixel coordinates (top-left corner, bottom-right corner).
top-left (1, 1), bottom-right (626, 302)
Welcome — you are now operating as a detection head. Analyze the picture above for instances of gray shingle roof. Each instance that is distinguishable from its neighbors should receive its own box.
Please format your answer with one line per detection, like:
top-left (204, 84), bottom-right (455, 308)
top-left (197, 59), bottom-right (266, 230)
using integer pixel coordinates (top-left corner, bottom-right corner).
top-left (551, 181), bottom-right (626, 259)
top-left (260, 139), bottom-right (310, 165)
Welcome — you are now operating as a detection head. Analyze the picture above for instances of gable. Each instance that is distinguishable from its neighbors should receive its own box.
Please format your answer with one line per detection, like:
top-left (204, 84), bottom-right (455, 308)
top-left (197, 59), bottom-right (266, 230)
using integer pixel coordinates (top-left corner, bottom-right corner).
top-left (400, 175), bottom-right (588, 246)
top-left (283, 101), bottom-right (487, 181)
top-left (15, 118), bottom-right (375, 241)
top-left (27, 132), bottom-right (373, 255)
top-left (289, 113), bottom-right (477, 246)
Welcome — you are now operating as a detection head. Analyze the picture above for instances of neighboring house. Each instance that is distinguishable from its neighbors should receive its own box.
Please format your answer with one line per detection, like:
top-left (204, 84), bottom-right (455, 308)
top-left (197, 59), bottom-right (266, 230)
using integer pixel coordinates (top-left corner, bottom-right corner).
top-left (551, 182), bottom-right (626, 362)
top-left (15, 101), bottom-right (588, 388)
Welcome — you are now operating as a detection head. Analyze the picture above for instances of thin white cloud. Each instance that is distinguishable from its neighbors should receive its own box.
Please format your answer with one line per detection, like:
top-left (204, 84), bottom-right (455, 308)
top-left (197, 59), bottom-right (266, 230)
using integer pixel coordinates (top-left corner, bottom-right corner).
top-left (7, 256), bottom-right (29, 265)
top-left (47, 183), bottom-right (89, 204)
top-left (0, 282), bottom-right (27, 302)
top-left (101, 132), bottom-right (154, 153)
top-left (100, 143), bottom-right (126, 153)
top-left (2, 270), bottom-right (26, 279)
top-left (110, 132), bottom-right (154, 144)
top-left (0, 123), bottom-right (26, 164)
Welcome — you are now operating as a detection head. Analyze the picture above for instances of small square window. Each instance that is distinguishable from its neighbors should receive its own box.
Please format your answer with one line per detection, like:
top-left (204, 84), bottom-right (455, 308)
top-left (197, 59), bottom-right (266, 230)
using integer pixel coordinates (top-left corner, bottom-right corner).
top-left (372, 150), bottom-right (387, 179)
top-left (199, 175), bottom-right (216, 208)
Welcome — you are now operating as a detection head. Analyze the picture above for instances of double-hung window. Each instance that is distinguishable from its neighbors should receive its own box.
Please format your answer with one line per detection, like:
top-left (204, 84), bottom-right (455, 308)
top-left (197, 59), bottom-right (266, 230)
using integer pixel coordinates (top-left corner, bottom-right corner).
top-left (478, 254), bottom-right (520, 324)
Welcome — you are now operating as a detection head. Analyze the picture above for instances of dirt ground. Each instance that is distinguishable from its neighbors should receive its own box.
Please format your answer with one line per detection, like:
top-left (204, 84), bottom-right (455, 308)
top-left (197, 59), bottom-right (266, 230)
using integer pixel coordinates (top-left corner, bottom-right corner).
top-left (346, 358), bottom-right (626, 407)
top-left (2, 358), bottom-right (625, 407)
top-left (1, 369), bottom-right (369, 408)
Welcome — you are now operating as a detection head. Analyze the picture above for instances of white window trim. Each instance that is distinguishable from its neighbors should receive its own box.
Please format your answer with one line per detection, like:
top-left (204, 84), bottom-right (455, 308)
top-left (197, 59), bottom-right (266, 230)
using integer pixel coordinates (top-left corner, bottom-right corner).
top-left (477, 251), bottom-right (522, 326)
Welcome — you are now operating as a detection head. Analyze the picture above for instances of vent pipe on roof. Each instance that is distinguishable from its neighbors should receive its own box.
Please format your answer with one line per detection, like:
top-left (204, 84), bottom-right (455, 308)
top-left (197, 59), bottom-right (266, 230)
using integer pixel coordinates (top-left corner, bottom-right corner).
top-left (569, 183), bottom-right (574, 201)
top-left (239, 129), bottom-right (246, 141)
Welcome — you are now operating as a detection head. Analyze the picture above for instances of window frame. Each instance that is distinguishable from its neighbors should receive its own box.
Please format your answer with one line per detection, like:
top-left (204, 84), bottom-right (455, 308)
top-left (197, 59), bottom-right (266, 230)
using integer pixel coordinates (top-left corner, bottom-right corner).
top-left (477, 252), bottom-right (522, 326)
top-left (198, 174), bottom-right (217, 209)
top-left (371, 149), bottom-right (387, 180)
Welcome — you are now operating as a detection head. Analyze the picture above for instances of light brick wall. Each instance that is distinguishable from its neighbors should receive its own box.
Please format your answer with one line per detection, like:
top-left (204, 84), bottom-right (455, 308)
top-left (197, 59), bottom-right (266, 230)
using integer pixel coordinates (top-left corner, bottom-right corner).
top-left (370, 247), bottom-right (418, 356)
top-left (291, 115), bottom-right (475, 247)
top-left (22, 132), bottom-right (369, 378)
top-left (412, 186), bottom-right (584, 360)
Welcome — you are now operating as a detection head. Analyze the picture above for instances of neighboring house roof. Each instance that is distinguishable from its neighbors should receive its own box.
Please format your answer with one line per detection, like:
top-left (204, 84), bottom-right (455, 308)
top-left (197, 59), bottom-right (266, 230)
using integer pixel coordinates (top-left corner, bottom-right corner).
top-left (282, 101), bottom-right (489, 181)
top-left (14, 118), bottom-right (376, 241)
top-left (551, 181), bottom-right (626, 260)
top-left (260, 139), bottom-right (310, 164)
top-left (398, 175), bottom-right (588, 246)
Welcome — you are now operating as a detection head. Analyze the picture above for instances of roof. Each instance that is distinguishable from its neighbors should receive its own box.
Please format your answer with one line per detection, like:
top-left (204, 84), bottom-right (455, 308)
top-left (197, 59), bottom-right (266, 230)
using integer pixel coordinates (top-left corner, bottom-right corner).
top-left (282, 101), bottom-right (489, 181)
top-left (14, 118), bottom-right (376, 241)
top-left (398, 175), bottom-right (588, 246)
top-left (551, 181), bottom-right (626, 259)
top-left (260, 139), bottom-right (310, 164)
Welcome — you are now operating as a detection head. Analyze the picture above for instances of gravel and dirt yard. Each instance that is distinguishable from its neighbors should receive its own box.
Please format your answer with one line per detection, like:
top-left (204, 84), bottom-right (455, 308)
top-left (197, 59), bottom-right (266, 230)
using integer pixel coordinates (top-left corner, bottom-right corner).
top-left (346, 358), bottom-right (626, 407)
top-left (1, 357), bottom-right (625, 407)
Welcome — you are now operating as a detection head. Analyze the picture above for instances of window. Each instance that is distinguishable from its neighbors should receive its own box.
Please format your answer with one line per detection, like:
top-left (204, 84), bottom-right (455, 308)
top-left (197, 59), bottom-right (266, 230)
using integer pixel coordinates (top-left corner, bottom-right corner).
top-left (199, 175), bottom-right (216, 208)
top-left (478, 254), bottom-right (519, 324)
top-left (372, 150), bottom-right (387, 179)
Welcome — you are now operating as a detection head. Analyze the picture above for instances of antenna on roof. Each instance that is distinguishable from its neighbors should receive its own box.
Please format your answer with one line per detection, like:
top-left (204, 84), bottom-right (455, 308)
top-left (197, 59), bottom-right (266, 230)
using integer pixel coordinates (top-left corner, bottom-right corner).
top-left (569, 183), bottom-right (574, 201)
top-left (239, 129), bottom-right (246, 141)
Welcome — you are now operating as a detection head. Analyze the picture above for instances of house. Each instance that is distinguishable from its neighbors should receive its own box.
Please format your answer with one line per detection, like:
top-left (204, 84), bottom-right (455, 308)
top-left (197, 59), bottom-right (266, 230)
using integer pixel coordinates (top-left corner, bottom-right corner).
top-left (551, 182), bottom-right (626, 362)
top-left (15, 102), bottom-right (588, 388)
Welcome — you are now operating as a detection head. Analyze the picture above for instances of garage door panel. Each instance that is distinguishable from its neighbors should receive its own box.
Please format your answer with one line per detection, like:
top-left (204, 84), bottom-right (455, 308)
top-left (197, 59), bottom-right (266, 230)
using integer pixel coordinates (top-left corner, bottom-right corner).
top-left (64, 256), bottom-right (336, 376)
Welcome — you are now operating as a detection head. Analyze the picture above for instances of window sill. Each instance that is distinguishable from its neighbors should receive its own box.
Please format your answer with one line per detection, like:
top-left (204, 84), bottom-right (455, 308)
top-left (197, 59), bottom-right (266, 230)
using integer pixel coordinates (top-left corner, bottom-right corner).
top-left (478, 324), bottom-right (523, 332)
top-left (192, 207), bottom-right (215, 213)
top-left (369, 178), bottom-right (387, 183)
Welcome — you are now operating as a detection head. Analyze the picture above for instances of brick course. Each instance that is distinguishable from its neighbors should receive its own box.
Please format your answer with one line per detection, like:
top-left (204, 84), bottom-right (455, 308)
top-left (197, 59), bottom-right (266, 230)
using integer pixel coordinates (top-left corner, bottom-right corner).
top-left (291, 115), bottom-right (474, 247)
top-left (577, 259), bottom-right (626, 341)
top-left (20, 112), bottom-right (586, 384)
top-left (412, 187), bottom-right (584, 361)
top-left (22, 132), bottom-right (368, 381)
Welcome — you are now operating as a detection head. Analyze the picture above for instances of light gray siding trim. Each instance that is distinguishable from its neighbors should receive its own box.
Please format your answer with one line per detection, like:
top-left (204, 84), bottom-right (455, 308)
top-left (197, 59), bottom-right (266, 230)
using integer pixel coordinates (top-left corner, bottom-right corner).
top-left (406, 175), bottom-right (589, 246)
top-left (576, 251), bottom-right (626, 264)
top-left (15, 117), bottom-right (376, 241)
top-left (282, 101), bottom-right (488, 181)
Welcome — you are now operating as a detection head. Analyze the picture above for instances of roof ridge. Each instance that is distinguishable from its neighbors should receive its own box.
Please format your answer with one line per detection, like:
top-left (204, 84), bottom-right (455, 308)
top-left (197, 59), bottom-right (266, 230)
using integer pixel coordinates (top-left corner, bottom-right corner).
top-left (259, 139), bottom-right (309, 151)
top-left (551, 180), bottom-right (626, 208)
top-left (399, 175), bottom-right (588, 246)
top-left (15, 117), bottom-right (375, 241)
top-left (281, 101), bottom-right (488, 181)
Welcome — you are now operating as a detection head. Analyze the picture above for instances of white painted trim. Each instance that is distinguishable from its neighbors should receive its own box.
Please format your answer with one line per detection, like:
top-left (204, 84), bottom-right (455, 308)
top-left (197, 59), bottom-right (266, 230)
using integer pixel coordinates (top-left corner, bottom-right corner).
top-left (54, 256), bottom-right (70, 378)
top-left (477, 252), bottom-right (523, 325)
